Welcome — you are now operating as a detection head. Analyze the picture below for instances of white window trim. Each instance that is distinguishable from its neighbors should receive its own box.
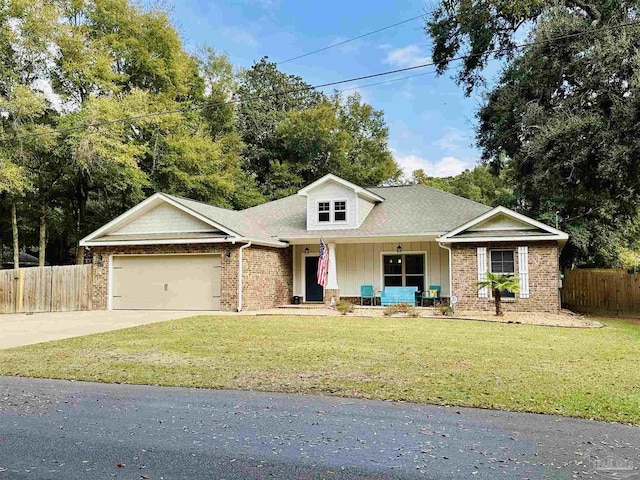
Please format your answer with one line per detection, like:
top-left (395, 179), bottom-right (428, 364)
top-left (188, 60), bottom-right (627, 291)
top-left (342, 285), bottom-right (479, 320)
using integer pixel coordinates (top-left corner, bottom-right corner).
top-left (380, 251), bottom-right (427, 291)
top-left (317, 200), bottom-right (331, 223)
top-left (489, 248), bottom-right (517, 300)
top-left (333, 199), bottom-right (347, 223)
top-left (315, 198), bottom-right (349, 225)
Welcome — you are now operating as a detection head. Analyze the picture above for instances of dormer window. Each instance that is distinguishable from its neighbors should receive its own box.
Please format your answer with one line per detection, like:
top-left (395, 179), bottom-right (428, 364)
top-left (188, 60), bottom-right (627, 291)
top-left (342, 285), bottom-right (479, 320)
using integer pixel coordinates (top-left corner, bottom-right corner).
top-left (316, 200), bottom-right (348, 224)
top-left (318, 202), bottom-right (330, 222)
top-left (334, 201), bottom-right (346, 222)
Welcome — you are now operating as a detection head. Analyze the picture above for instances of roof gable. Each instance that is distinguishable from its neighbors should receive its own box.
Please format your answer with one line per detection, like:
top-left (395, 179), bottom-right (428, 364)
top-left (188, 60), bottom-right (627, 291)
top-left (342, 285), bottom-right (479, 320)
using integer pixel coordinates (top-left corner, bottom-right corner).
top-left (297, 174), bottom-right (384, 203)
top-left (438, 206), bottom-right (568, 243)
top-left (79, 193), bottom-right (240, 246)
top-left (115, 202), bottom-right (219, 235)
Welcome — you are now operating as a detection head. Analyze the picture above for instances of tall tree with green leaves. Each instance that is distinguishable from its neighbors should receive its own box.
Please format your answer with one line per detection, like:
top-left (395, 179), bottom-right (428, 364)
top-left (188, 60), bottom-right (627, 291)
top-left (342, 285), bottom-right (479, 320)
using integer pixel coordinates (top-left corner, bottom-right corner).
top-left (427, 0), bottom-right (640, 267)
top-left (235, 57), bottom-right (324, 194)
top-left (411, 164), bottom-right (515, 207)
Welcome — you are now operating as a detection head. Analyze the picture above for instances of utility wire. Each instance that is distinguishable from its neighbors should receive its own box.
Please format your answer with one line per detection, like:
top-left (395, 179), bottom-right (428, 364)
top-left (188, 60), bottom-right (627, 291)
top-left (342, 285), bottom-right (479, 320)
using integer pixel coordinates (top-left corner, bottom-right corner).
top-left (2, 19), bottom-right (639, 143)
top-left (277, 14), bottom-right (426, 65)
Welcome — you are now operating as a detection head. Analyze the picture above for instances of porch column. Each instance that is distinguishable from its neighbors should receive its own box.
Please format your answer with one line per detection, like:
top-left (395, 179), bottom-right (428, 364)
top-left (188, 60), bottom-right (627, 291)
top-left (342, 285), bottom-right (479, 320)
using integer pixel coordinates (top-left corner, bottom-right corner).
top-left (325, 242), bottom-right (340, 305)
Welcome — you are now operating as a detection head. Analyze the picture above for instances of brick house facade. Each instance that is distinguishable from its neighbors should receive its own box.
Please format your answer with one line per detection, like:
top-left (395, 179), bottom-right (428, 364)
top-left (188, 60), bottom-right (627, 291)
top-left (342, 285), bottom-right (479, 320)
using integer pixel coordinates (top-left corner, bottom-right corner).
top-left (451, 241), bottom-right (560, 312)
top-left (79, 176), bottom-right (567, 313)
top-left (89, 243), bottom-right (292, 311)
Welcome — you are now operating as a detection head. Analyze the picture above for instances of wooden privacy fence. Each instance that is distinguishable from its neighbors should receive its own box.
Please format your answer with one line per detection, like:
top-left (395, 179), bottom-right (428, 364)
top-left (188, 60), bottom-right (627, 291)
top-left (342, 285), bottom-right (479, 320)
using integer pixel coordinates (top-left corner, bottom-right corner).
top-left (561, 269), bottom-right (640, 316)
top-left (0, 265), bottom-right (92, 314)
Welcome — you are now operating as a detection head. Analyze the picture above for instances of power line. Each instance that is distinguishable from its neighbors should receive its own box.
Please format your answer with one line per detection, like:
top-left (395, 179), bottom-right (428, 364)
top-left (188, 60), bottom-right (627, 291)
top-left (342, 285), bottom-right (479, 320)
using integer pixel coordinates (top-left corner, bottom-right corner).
top-left (277, 14), bottom-right (426, 65)
top-left (2, 19), bottom-right (639, 143)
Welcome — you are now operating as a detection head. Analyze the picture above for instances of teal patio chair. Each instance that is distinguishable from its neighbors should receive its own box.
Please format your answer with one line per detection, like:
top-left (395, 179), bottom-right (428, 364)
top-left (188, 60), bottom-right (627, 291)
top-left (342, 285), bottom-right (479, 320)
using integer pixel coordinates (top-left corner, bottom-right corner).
top-left (422, 285), bottom-right (441, 306)
top-left (360, 285), bottom-right (375, 305)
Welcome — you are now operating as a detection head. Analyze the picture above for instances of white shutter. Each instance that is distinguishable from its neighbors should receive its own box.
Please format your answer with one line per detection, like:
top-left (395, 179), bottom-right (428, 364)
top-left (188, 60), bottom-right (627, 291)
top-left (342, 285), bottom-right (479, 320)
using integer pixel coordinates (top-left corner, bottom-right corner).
top-left (477, 247), bottom-right (488, 298)
top-left (518, 246), bottom-right (530, 298)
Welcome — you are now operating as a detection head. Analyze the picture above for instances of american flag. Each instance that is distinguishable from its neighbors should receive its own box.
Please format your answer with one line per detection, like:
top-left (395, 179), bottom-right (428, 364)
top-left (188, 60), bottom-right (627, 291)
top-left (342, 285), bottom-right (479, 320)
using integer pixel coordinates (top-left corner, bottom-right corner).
top-left (317, 238), bottom-right (329, 287)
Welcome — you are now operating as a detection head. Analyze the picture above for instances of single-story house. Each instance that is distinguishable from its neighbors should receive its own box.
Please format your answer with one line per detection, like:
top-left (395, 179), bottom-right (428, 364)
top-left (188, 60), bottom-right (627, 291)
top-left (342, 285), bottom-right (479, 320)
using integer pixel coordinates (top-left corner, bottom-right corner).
top-left (80, 174), bottom-right (568, 312)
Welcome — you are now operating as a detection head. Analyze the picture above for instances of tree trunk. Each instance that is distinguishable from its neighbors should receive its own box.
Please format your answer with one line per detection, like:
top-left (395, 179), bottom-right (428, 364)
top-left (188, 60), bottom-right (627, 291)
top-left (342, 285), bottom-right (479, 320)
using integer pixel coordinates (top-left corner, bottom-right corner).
top-left (11, 201), bottom-right (19, 269)
top-left (75, 181), bottom-right (87, 265)
top-left (39, 204), bottom-right (46, 267)
top-left (493, 288), bottom-right (502, 316)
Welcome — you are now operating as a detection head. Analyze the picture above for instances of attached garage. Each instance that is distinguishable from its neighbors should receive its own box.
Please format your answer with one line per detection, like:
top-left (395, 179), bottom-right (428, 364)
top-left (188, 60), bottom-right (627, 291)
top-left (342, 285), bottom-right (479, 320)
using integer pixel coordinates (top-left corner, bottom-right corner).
top-left (111, 254), bottom-right (221, 310)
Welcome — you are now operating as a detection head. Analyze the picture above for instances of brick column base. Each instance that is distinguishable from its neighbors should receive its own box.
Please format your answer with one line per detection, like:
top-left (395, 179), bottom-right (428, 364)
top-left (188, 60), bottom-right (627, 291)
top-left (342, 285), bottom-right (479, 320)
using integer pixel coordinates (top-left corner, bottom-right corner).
top-left (324, 289), bottom-right (340, 306)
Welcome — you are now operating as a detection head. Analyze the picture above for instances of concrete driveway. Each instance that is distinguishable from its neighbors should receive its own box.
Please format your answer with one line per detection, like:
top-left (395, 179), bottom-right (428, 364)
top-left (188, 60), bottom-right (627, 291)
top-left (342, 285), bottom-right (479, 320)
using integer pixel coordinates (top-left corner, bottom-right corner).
top-left (0, 310), bottom-right (215, 349)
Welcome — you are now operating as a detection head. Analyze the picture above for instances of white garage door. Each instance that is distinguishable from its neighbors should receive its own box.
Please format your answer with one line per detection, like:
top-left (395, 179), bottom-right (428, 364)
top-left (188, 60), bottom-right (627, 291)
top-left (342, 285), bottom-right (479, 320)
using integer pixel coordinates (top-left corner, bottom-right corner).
top-left (112, 255), bottom-right (221, 310)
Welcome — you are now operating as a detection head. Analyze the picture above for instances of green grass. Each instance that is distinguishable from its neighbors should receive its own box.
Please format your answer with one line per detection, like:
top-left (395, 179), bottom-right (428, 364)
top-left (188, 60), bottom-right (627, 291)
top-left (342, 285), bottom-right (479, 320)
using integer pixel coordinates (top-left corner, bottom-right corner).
top-left (1, 315), bottom-right (639, 424)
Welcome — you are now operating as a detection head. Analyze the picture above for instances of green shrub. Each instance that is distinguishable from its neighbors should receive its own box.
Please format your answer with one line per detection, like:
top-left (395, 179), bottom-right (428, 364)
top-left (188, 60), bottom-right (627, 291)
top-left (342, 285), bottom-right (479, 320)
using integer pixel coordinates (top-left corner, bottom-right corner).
top-left (383, 303), bottom-right (419, 317)
top-left (383, 304), bottom-right (400, 316)
top-left (336, 300), bottom-right (354, 315)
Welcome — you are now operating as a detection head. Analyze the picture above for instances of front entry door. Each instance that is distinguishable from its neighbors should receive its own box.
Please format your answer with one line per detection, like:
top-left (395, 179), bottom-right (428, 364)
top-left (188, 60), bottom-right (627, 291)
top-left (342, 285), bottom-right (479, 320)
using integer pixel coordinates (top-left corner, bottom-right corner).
top-left (305, 256), bottom-right (324, 302)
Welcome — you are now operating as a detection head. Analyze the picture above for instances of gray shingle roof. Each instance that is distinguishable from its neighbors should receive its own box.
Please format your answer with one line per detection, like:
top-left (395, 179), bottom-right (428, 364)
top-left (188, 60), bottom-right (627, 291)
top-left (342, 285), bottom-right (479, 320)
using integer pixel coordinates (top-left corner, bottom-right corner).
top-left (157, 185), bottom-right (491, 242)
top-left (242, 184), bottom-right (491, 239)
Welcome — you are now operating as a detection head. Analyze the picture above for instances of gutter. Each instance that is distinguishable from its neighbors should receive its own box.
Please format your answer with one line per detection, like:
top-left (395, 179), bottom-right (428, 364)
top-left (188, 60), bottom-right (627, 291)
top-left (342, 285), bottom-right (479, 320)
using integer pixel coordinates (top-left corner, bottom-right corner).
top-left (438, 242), bottom-right (453, 300)
top-left (237, 241), bottom-right (252, 312)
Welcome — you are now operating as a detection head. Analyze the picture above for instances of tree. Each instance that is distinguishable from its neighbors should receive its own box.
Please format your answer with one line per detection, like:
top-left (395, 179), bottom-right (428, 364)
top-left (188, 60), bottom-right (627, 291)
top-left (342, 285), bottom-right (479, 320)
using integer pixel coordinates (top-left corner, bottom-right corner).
top-left (0, 157), bottom-right (29, 268)
top-left (427, 0), bottom-right (640, 267)
top-left (410, 164), bottom-right (514, 206)
top-left (235, 57), bottom-right (324, 194)
top-left (476, 13), bottom-right (640, 267)
top-left (270, 93), bottom-right (401, 198)
top-left (477, 271), bottom-right (520, 316)
top-left (427, 0), bottom-right (607, 94)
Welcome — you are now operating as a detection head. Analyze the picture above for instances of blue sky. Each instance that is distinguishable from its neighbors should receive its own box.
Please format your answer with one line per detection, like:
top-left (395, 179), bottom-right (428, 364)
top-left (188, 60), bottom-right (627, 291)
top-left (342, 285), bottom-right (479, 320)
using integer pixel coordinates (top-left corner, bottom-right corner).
top-left (171, 0), bottom-right (491, 178)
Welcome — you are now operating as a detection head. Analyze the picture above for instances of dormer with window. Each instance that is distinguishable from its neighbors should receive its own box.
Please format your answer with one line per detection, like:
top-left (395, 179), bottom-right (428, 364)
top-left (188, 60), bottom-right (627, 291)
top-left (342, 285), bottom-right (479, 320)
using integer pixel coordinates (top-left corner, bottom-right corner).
top-left (298, 174), bottom-right (384, 231)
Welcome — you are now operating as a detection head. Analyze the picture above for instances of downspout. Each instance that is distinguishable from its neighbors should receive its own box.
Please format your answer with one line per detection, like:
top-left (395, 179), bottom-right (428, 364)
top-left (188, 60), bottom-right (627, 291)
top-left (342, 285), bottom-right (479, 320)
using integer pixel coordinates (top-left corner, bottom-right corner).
top-left (438, 241), bottom-right (453, 300)
top-left (237, 241), bottom-right (252, 312)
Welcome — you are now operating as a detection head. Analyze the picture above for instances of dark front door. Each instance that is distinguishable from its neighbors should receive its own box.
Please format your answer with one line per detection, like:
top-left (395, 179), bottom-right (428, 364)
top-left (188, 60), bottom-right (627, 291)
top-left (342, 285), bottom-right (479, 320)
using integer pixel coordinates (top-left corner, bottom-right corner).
top-left (305, 256), bottom-right (324, 302)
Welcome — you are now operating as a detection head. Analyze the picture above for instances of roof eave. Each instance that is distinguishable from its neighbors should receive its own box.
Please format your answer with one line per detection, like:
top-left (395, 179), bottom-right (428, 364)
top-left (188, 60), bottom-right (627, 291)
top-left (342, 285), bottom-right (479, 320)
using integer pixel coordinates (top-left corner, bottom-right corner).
top-left (81, 236), bottom-right (288, 248)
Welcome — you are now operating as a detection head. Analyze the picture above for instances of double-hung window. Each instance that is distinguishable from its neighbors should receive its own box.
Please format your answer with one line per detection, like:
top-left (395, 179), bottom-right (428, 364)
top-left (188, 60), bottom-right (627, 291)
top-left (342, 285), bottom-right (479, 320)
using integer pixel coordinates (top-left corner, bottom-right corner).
top-left (490, 250), bottom-right (515, 298)
top-left (317, 200), bottom-right (347, 224)
top-left (383, 254), bottom-right (425, 292)
top-left (318, 202), bottom-right (330, 223)
top-left (334, 201), bottom-right (346, 222)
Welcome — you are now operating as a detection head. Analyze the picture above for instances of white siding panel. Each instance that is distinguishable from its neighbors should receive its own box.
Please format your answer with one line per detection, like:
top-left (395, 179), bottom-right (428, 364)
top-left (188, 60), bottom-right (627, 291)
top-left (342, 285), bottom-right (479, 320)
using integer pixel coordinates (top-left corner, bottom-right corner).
top-left (306, 181), bottom-right (358, 230)
top-left (115, 203), bottom-right (217, 235)
top-left (358, 197), bottom-right (375, 226)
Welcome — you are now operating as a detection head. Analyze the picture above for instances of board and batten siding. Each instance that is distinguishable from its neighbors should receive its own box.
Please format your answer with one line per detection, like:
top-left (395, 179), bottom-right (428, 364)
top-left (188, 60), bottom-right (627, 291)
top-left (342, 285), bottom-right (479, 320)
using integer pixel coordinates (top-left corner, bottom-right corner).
top-left (115, 203), bottom-right (218, 235)
top-left (293, 241), bottom-right (450, 298)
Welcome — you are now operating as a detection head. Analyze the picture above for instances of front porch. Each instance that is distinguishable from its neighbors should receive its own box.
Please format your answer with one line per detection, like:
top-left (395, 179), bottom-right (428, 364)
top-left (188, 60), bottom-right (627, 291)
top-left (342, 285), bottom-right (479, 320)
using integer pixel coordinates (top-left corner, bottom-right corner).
top-left (291, 240), bottom-right (451, 305)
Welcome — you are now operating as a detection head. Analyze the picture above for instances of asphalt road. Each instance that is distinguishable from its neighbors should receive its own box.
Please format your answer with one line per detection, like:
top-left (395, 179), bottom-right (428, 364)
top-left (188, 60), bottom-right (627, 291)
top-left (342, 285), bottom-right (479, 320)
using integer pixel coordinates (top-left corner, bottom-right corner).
top-left (0, 377), bottom-right (637, 479)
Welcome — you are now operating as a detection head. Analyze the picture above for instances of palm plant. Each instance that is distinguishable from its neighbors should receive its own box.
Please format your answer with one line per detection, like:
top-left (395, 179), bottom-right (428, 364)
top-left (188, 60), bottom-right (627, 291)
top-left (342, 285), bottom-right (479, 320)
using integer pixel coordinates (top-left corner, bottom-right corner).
top-left (478, 272), bottom-right (520, 316)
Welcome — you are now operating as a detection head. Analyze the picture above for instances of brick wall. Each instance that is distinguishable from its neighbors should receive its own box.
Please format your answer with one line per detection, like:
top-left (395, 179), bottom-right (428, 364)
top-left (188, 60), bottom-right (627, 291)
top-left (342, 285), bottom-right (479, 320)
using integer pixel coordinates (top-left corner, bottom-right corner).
top-left (241, 245), bottom-right (292, 310)
top-left (89, 243), bottom-right (292, 311)
top-left (451, 241), bottom-right (560, 312)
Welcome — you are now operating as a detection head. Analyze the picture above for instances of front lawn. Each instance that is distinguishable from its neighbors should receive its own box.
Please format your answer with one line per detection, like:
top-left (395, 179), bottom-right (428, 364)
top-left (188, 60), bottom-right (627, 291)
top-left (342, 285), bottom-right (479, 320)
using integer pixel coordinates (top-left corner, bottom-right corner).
top-left (1, 315), bottom-right (638, 424)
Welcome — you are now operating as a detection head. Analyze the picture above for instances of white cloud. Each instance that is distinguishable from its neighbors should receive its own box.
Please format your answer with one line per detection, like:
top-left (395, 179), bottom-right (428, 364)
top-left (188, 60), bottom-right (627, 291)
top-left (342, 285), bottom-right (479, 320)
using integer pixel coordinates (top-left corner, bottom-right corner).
top-left (384, 44), bottom-right (431, 68)
top-left (433, 127), bottom-right (469, 152)
top-left (337, 84), bottom-right (369, 103)
top-left (246, 0), bottom-right (278, 10)
top-left (330, 36), bottom-right (365, 54)
top-left (394, 152), bottom-right (470, 178)
top-left (221, 27), bottom-right (259, 47)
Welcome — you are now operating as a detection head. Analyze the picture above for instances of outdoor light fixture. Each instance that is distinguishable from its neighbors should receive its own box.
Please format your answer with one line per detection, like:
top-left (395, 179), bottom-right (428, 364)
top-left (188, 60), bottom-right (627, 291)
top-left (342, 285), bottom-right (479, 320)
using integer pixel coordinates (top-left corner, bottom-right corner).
top-left (224, 248), bottom-right (231, 258)
top-left (397, 244), bottom-right (402, 253)
top-left (304, 246), bottom-right (310, 254)
top-left (96, 254), bottom-right (104, 267)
